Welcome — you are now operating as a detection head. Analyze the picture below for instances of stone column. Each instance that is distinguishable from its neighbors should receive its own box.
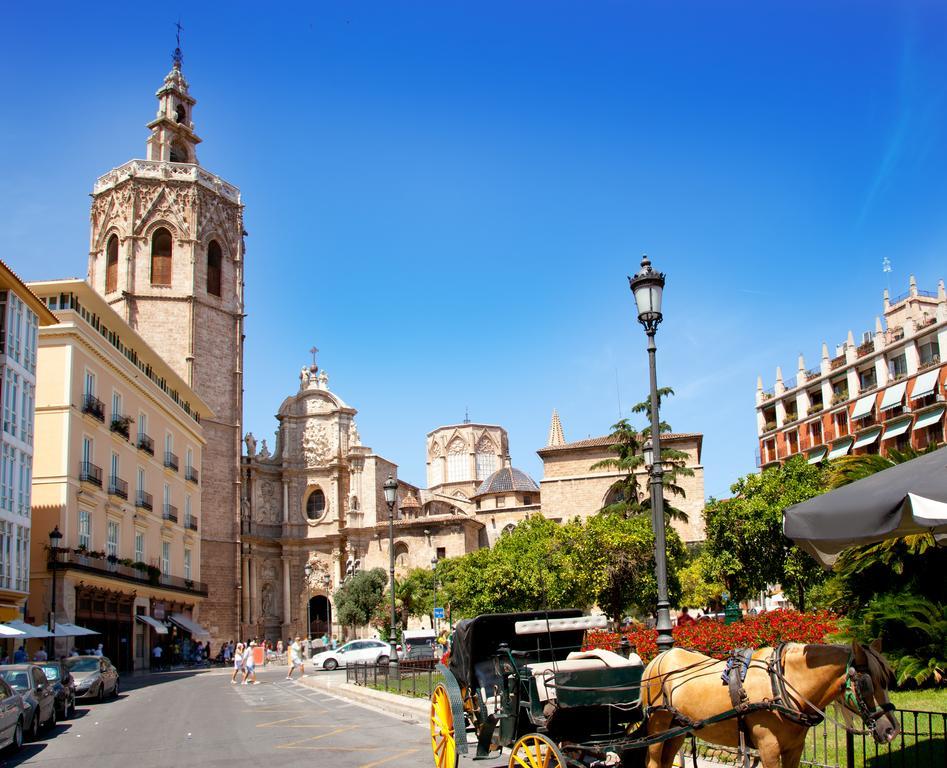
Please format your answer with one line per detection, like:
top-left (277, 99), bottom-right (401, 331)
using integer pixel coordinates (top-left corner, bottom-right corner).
top-left (282, 481), bottom-right (289, 523)
top-left (247, 555), bottom-right (256, 625)
top-left (241, 552), bottom-right (250, 626)
top-left (282, 556), bottom-right (292, 626)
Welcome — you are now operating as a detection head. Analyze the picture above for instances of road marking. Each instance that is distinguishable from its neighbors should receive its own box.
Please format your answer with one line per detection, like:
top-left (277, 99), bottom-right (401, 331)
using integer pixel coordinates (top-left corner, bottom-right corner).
top-left (275, 725), bottom-right (357, 749)
top-left (357, 748), bottom-right (421, 767)
top-left (256, 715), bottom-right (336, 728)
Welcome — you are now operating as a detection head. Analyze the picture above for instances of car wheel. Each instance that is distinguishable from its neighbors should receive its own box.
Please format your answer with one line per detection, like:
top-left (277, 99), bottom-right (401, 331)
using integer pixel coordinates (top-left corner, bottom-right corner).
top-left (376, 655), bottom-right (390, 666)
top-left (7, 720), bottom-right (22, 753)
top-left (68, 696), bottom-right (76, 719)
top-left (112, 679), bottom-right (119, 698)
top-left (27, 713), bottom-right (39, 741)
top-left (47, 706), bottom-right (56, 729)
top-left (323, 658), bottom-right (338, 671)
top-left (97, 684), bottom-right (105, 703)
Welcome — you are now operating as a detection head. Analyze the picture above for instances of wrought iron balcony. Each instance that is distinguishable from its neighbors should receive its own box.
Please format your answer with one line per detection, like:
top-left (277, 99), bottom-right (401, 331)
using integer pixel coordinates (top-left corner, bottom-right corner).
top-left (136, 490), bottom-right (153, 511)
top-left (185, 466), bottom-right (199, 484)
top-left (108, 475), bottom-right (128, 499)
top-left (186, 516), bottom-right (198, 532)
top-left (137, 432), bottom-right (154, 455)
top-left (82, 394), bottom-right (105, 421)
top-left (110, 415), bottom-right (131, 439)
top-left (48, 549), bottom-right (207, 596)
top-left (163, 504), bottom-right (178, 524)
top-left (164, 451), bottom-right (179, 472)
top-left (79, 461), bottom-right (102, 487)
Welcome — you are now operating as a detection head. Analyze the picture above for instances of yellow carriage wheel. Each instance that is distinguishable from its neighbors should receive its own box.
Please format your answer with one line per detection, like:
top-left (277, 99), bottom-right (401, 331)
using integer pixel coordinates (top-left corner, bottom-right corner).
top-left (430, 683), bottom-right (458, 768)
top-left (508, 733), bottom-right (567, 768)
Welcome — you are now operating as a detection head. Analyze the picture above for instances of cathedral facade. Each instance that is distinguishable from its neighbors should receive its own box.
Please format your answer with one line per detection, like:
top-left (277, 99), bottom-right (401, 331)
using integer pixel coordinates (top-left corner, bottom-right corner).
top-left (85, 55), bottom-right (244, 644)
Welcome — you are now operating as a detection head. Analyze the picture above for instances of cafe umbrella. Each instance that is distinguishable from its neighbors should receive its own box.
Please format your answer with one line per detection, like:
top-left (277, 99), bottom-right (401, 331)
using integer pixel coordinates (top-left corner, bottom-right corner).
top-left (783, 445), bottom-right (947, 568)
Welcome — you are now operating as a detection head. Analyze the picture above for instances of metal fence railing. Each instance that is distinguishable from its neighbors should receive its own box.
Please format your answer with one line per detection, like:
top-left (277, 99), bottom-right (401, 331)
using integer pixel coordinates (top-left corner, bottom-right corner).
top-left (347, 660), bottom-right (440, 699)
top-left (683, 708), bottom-right (945, 768)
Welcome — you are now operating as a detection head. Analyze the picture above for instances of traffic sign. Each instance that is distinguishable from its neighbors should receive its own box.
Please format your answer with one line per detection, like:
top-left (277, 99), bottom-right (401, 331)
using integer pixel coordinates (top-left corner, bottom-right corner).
top-left (434, 607), bottom-right (445, 619)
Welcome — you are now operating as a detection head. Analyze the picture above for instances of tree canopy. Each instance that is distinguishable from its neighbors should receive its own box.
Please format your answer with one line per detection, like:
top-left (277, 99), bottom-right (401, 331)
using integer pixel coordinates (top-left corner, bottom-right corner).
top-left (333, 567), bottom-right (388, 628)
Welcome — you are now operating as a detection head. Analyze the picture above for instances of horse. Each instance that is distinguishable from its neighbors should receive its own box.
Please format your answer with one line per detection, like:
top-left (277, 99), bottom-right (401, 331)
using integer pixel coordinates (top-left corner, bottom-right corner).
top-left (640, 640), bottom-right (899, 768)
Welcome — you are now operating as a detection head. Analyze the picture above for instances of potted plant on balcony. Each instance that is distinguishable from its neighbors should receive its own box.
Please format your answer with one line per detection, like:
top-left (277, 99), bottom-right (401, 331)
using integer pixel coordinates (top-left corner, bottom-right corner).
top-left (110, 415), bottom-right (133, 439)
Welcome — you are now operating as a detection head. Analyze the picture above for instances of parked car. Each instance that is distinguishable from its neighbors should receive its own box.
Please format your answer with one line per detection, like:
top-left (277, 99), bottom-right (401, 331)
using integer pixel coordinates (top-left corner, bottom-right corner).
top-left (64, 656), bottom-right (119, 701)
top-left (0, 677), bottom-right (24, 753)
top-left (36, 661), bottom-right (77, 719)
top-left (0, 665), bottom-right (56, 740)
top-left (311, 639), bottom-right (394, 670)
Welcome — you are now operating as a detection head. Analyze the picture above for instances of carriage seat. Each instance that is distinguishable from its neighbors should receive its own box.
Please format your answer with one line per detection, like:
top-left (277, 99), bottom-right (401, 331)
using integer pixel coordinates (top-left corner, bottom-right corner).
top-left (526, 650), bottom-right (643, 702)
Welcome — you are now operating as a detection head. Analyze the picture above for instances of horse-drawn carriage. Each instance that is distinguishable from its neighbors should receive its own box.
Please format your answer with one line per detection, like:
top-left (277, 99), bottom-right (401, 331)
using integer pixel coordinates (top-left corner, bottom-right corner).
top-left (429, 609), bottom-right (899, 768)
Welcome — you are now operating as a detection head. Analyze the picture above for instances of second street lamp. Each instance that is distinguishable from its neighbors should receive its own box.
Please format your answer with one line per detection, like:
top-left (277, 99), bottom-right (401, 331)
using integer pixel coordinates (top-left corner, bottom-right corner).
top-left (304, 562), bottom-right (313, 646)
top-left (48, 526), bottom-right (63, 656)
top-left (628, 255), bottom-right (674, 652)
top-left (431, 555), bottom-right (438, 634)
top-left (383, 474), bottom-right (399, 647)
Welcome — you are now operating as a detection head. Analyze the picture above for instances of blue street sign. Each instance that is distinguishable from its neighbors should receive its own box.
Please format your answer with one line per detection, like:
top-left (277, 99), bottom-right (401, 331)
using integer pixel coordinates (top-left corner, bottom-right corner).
top-left (434, 607), bottom-right (445, 619)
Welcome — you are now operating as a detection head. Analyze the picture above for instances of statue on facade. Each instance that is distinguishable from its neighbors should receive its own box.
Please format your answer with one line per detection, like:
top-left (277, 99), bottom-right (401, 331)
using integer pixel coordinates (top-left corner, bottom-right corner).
top-left (258, 439), bottom-right (270, 459)
top-left (261, 582), bottom-right (276, 619)
top-left (244, 432), bottom-right (257, 457)
top-left (349, 421), bottom-right (361, 447)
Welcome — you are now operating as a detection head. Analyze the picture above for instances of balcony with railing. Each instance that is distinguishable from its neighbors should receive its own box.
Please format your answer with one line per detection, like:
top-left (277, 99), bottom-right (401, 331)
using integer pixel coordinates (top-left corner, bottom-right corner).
top-left (137, 432), bottom-right (154, 455)
top-left (108, 475), bottom-right (128, 500)
top-left (79, 461), bottom-right (102, 487)
top-left (110, 415), bottom-right (131, 439)
top-left (830, 354), bottom-right (847, 371)
top-left (805, 368), bottom-right (821, 382)
top-left (831, 391), bottom-right (849, 406)
top-left (856, 340), bottom-right (874, 358)
top-left (82, 394), bottom-right (105, 421)
top-left (48, 549), bottom-right (207, 596)
top-left (186, 516), bottom-right (198, 532)
top-left (890, 288), bottom-right (937, 304)
top-left (135, 490), bottom-right (153, 511)
top-left (164, 451), bottom-right (179, 472)
top-left (163, 504), bottom-right (178, 524)
top-left (185, 466), bottom-right (199, 484)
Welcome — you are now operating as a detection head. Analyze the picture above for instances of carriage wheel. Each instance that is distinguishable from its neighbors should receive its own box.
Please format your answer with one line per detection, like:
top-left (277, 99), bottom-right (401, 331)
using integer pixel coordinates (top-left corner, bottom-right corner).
top-left (430, 683), bottom-right (458, 768)
top-left (508, 733), bottom-right (567, 768)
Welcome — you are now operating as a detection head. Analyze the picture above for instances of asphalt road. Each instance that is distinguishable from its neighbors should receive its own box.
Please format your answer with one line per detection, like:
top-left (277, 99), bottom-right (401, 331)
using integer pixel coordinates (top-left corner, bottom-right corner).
top-left (0, 665), bottom-right (431, 768)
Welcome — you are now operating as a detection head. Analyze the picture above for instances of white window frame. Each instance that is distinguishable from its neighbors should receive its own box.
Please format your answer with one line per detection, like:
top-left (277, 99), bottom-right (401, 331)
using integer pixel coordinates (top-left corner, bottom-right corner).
top-left (106, 520), bottom-right (119, 558)
top-left (78, 509), bottom-right (91, 549)
top-left (183, 547), bottom-right (191, 580)
top-left (134, 530), bottom-right (144, 563)
top-left (161, 541), bottom-right (170, 576)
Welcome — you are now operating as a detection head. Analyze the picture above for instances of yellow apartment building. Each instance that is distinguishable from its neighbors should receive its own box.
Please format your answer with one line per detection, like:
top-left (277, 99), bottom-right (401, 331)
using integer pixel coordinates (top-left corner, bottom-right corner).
top-left (28, 279), bottom-right (212, 671)
top-left (0, 261), bottom-right (58, 623)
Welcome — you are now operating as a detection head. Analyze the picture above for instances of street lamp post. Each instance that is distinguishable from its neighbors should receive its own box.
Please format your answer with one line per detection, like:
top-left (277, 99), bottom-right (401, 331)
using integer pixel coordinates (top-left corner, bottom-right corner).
top-left (383, 474), bottom-right (399, 647)
top-left (322, 573), bottom-right (332, 647)
top-left (431, 556), bottom-right (438, 634)
top-left (629, 255), bottom-right (674, 652)
top-left (47, 526), bottom-right (63, 656)
top-left (304, 562), bottom-right (313, 646)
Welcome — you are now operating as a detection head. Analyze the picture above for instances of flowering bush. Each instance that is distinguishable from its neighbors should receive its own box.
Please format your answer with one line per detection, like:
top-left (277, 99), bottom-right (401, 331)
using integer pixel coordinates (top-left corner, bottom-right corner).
top-left (584, 609), bottom-right (839, 663)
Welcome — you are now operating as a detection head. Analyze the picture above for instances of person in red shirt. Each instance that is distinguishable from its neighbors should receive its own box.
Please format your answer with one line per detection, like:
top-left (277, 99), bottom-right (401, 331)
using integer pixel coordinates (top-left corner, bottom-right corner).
top-left (676, 607), bottom-right (696, 626)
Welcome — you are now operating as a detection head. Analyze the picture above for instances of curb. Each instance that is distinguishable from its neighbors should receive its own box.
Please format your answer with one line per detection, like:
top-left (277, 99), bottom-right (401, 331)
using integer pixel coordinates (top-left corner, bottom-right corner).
top-left (298, 673), bottom-right (430, 721)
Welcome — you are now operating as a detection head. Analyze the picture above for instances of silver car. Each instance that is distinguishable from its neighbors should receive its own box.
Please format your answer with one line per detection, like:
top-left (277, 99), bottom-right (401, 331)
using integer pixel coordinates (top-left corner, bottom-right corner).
top-left (64, 656), bottom-right (119, 702)
top-left (0, 677), bottom-right (24, 753)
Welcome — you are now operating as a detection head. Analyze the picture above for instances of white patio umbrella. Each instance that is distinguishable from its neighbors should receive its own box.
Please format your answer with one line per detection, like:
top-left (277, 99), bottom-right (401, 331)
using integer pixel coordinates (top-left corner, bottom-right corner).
top-left (3, 621), bottom-right (53, 639)
top-left (783, 445), bottom-right (947, 567)
top-left (0, 624), bottom-right (26, 637)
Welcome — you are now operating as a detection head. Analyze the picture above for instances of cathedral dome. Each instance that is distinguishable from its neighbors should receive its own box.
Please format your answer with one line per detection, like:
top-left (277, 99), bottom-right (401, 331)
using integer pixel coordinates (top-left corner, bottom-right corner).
top-left (474, 467), bottom-right (539, 497)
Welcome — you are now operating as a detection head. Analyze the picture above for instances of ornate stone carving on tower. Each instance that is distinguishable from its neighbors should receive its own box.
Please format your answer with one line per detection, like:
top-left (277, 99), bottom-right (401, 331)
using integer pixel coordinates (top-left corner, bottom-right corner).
top-left (86, 52), bottom-right (245, 644)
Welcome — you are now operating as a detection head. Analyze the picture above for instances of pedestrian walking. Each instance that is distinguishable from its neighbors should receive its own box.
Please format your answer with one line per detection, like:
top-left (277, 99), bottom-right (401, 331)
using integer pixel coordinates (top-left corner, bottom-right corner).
top-left (242, 641), bottom-right (258, 684)
top-left (152, 643), bottom-right (164, 671)
top-left (286, 637), bottom-right (304, 680)
top-left (230, 642), bottom-right (245, 683)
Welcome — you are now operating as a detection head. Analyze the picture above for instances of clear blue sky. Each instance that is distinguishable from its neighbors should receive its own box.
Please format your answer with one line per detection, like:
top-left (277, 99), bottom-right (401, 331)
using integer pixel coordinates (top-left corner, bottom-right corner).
top-left (4, 2), bottom-right (947, 497)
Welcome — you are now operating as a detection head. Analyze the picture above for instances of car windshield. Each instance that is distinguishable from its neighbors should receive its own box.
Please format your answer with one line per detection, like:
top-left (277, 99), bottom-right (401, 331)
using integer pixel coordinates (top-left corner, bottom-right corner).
top-left (66, 658), bottom-right (99, 672)
top-left (0, 670), bottom-right (30, 692)
top-left (39, 665), bottom-right (60, 680)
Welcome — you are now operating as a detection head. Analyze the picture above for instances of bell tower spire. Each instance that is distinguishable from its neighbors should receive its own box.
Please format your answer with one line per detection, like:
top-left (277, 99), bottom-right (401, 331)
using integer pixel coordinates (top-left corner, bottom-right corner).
top-left (146, 23), bottom-right (201, 164)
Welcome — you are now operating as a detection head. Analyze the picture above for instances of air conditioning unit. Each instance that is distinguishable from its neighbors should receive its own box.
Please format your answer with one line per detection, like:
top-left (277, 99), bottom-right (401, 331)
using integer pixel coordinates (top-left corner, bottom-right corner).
top-left (861, 331), bottom-right (873, 345)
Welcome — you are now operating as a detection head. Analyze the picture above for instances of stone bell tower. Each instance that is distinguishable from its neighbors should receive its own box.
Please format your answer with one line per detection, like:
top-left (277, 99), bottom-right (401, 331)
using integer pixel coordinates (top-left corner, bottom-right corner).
top-left (86, 45), bottom-right (244, 644)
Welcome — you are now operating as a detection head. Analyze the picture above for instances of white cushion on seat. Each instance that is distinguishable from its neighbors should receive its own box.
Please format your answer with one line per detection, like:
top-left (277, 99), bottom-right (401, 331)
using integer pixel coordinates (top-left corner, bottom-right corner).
top-left (526, 658), bottom-right (608, 701)
top-left (566, 649), bottom-right (644, 668)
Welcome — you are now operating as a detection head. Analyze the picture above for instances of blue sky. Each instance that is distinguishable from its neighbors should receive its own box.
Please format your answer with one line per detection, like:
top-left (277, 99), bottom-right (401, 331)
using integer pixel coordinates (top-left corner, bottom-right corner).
top-left (4, 2), bottom-right (947, 497)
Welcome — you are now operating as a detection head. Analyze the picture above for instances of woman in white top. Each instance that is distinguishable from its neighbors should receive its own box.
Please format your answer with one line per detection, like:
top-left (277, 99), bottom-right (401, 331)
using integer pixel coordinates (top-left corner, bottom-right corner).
top-left (230, 642), bottom-right (245, 684)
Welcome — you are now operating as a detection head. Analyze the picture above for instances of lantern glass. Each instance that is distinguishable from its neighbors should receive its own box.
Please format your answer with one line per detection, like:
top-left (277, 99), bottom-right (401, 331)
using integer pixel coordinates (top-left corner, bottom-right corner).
top-left (643, 439), bottom-right (654, 468)
top-left (383, 474), bottom-right (398, 506)
top-left (49, 526), bottom-right (63, 549)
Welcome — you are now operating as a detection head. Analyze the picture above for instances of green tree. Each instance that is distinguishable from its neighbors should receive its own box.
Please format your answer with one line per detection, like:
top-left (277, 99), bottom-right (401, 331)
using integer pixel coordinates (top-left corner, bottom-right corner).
top-left (678, 548), bottom-right (725, 610)
top-left (702, 456), bottom-right (828, 609)
top-left (592, 388), bottom-right (694, 521)
top-left (333, 568), bottom-right (387, 629)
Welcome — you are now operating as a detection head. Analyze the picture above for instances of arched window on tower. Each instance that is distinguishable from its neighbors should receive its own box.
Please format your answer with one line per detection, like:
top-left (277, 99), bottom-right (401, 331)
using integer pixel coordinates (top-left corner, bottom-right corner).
top-left (207, 240), bottom-right (222, 297)
top-left (150, 228), bottom-right (173, 286)
top-left (169, 141), bottom-right (189, 163)
top-left (175, 104), bottom-right (186, 124)
top-left (306, 489), bottom-right (327, 521)
top-left (105, 235), bottom-right (119, 294)
top-left (447, 438), bottom-right (469, 482)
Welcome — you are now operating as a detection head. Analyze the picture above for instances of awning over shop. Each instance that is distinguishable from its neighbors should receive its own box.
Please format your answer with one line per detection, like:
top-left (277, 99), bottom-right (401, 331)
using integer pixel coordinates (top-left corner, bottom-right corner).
top-left (0, 624), bottom-right (26, 637)
top-left (853, 427), bottom-right (882, 450)
top-left (136, 615), bottom-right (168, 634)
top-left (53, 622), bottom-right (99, 638)
top-left (167, 613), bottom-right (209, 641)
top-left (827, 437), bottom-right (854, 460)
top-left (807, 446), bottom-right (828, 464)
top-left (880, 381), bottom-right (907, 411)
top-left (850, 394), bottom-right (876, 420)
top-left (911, 369), bottom-right (941, 401)
top-left (913, 407), bottom-right (945, 432)
top-left (4, 621), bottom-right (52, 638)
top-left (882, 418), bottom-right (913, 441)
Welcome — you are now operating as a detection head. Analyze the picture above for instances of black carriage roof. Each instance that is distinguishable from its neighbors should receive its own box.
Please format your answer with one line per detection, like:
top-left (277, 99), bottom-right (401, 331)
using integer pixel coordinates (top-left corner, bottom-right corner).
top-left (448, 609), bottom-right (584, 688)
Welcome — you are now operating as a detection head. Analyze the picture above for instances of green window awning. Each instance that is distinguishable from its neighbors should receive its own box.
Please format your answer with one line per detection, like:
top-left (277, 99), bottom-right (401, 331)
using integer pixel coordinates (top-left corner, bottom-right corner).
top-left (827, 437), bottom-right (854, 460)
top-left (881, 418), bottom-right (912, 441)
top-left (913, 406), bottom-right (945, 432)
top-left (807, 446), bottom-right (828, 464)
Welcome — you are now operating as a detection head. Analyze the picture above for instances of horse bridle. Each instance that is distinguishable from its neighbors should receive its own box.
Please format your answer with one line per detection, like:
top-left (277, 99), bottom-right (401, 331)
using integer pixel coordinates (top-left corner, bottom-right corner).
top-left (841, 656), bottom-right (896, 737)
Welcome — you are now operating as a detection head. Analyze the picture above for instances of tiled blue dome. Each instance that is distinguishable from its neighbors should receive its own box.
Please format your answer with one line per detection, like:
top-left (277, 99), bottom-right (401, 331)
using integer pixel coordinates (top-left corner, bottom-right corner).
top-left (474, 467), bottom-right (540, 496)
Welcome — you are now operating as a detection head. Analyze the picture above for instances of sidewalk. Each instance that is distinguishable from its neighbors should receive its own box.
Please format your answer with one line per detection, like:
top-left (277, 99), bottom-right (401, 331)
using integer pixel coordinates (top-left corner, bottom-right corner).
top-left (297, 670), bottom-right (429, 721)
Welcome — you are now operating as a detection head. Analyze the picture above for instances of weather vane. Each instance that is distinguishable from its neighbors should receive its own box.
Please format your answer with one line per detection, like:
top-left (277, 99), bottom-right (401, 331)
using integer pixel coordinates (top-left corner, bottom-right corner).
top-left (172, 19), bottom-right (184, 69)
top-left (310, 346), bottom-right (319, 369)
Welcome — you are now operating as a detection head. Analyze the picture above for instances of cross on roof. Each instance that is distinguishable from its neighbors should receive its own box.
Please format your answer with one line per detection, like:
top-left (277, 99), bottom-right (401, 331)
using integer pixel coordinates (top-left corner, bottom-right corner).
top-left (310, 346), bottom-right (319, 367)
